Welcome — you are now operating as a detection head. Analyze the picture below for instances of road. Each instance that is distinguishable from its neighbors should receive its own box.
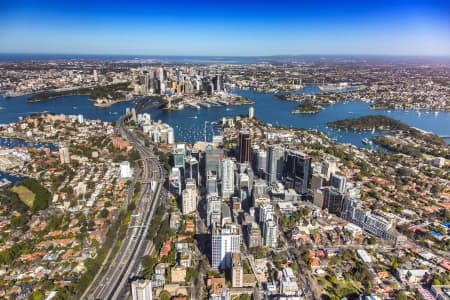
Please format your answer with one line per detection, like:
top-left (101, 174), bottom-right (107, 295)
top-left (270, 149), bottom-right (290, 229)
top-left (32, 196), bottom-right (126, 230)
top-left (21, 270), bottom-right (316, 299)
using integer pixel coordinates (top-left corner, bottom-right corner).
top-left (83, 114), bottom-right (166, 300)
top-left (281, 232), bottom-right (321, 300)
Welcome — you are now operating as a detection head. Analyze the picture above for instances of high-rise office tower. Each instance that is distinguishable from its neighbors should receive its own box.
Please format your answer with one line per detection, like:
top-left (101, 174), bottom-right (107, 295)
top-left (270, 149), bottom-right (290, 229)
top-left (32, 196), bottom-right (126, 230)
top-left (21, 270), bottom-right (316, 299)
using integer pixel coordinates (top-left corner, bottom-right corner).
top-left (267, 146), bottom-right (285, 183)
top-left (259, 203), bottom-right (274, 224)
top-left (285, 151), bottom-right (312, 195)
top-left (231, 253), bottom-right (243, 288)
top-left (205, 144), bottom-right (221, 177)
top-left (323, 187), bottom-right (344, 215)
top-left (144, 71), bottom-right (149, 96)
top-left (212, 74), bottom-right (224, 92)
top-left (257, 150), bottom-right (268, 178)
top-left (187, 157), bottom-right (199, 186)
top-left (263, 220), bottom-right (278, 248)
top-left (169, 167), bottom-right (182, 196)
top-left (207, 195), bottom-right (221, 228)
top-left (211, 224), bottom-right (241, 269)
top-left (321, 158), bottom-right (337, 181)
top-left (158, 67), bottom-right (164, 82)
top-left (173, 144), bottom-right (185, 168)
top-left (131, 279), bottom-right (153, 300)
top-left (245, 222), bottom-right (262, 248)
top-left (253, 179), bottom-right (268, 196)
top-left (238, 131), bottom-right (252, 163)
top-left (182, 179), bottom-right (197, 215)
top-left (221, 159), bottom-right (235, 198)
top-left (330, 173), bottom-right (347, 193)
top-left (311, 173), bottom-right (326, 192)
top-left (207, 172), bottom-right (218, 195)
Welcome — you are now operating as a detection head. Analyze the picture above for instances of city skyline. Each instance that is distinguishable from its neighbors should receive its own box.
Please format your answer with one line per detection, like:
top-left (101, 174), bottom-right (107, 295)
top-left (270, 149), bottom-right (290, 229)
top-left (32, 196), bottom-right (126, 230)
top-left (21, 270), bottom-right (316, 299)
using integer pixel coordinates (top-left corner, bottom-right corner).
top-left (1, 0), bottom-right (450, 56)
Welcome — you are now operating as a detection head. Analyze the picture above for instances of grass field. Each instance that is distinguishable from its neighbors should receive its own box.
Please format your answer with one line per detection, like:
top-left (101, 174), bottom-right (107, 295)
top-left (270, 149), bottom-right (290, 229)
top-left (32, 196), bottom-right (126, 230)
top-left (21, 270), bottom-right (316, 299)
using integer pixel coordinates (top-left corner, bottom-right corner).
top-left (11, 185), bottom-right (35, 208)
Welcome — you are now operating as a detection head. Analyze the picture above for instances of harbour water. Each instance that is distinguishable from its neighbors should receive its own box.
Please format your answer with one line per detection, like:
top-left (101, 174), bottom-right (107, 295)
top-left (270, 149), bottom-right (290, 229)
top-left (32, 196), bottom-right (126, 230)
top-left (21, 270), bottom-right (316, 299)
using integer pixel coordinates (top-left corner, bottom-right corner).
top-left (0, 137), bottom-right (57, 150)
top-left (1, 87), bottom-right (449, 148)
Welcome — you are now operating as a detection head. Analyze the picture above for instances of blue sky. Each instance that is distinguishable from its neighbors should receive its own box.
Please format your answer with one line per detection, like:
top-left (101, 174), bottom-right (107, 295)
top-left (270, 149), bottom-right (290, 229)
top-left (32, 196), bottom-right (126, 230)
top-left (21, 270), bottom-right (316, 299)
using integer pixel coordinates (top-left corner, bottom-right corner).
top-left (0, 0), bottom-right (449, 56)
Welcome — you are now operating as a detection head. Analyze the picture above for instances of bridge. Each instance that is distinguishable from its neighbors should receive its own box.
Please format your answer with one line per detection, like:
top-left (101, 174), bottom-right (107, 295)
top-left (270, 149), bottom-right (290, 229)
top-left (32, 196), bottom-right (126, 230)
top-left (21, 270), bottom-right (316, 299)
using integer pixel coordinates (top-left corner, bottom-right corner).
top-left (135, 96), bottom-right (167, 113)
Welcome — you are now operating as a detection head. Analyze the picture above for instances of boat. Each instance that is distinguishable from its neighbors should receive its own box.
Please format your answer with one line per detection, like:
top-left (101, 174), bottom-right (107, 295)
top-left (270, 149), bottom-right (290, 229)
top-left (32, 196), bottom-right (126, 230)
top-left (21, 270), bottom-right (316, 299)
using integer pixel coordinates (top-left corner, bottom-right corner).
top-left (434, 111), bottom-right (439, 116)
top-left (362, 138), bottom-right (372, 145)
top-left (371, 128), bottom-right (376, 134)
top-left (199, 102), bottom-right (211, 108)
top-left (348, 112), bottom-right (353, 114)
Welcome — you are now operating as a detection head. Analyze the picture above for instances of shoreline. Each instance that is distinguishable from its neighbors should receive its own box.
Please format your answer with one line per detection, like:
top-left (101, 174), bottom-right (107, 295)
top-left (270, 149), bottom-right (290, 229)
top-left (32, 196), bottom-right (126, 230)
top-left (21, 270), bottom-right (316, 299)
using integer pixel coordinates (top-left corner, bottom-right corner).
top-left (92, 98), bottom-right (135, 107)
top-left (0, 134), bottom-right (58, 147)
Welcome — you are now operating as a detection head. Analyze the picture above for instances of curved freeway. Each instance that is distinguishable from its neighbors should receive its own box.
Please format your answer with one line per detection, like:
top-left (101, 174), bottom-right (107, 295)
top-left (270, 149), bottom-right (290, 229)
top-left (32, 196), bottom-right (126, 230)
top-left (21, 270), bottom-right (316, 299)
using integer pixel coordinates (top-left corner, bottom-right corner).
top-left (84, 114), bottom-right (166, 300)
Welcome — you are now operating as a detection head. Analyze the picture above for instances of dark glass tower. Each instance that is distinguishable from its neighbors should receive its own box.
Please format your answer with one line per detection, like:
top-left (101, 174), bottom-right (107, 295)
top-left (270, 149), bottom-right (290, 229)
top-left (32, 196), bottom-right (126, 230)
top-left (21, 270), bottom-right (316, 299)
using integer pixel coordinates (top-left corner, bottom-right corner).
top-left (284, 151), bottom-right (312, 194)
top-left (238, 131), bottom-right (251, 163)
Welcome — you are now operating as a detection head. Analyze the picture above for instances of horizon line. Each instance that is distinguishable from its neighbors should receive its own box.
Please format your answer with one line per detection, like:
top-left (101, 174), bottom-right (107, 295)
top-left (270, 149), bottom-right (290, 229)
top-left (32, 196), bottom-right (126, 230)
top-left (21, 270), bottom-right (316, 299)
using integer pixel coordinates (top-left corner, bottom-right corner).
top-left (1, 52), bottom-right (450, 58)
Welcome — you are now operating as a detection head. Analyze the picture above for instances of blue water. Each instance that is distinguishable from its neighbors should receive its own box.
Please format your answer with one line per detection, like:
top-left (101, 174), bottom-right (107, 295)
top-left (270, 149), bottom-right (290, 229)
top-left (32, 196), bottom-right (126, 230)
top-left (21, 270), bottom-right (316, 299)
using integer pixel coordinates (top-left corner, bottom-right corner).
top-left (0, 171), bottom-right (24, 185)
top-left (0, 94), bottom-right (137, 124)
top-left (1, 88), bottom-right (449, 148)
top-left (0, 137), bottom-right (57, 150)
top-left (149, 88), bottom-right (450, 147)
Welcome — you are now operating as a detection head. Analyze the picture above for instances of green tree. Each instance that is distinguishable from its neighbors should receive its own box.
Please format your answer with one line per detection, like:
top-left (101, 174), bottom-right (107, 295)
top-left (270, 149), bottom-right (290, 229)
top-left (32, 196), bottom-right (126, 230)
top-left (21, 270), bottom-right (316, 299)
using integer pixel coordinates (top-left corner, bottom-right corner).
top-left (394, 291), bottom-right (408, 300)
top-left (31, 290), bottom-right (45, 300)
top-left (159, 290), bottom-right (171, 300)
top-left (100, 208), bottom-right (109, 218)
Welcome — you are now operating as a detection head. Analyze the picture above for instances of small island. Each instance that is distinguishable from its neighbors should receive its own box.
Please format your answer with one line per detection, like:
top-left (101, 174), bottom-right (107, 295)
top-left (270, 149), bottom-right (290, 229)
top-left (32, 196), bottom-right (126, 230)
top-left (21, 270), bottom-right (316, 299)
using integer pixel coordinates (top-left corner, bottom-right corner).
top-left (292, 103), bottom-right (321, 114)
top-left (328, 115), bottom-right (448, 157)
top-left (327, 115), bottom-right (411, 131)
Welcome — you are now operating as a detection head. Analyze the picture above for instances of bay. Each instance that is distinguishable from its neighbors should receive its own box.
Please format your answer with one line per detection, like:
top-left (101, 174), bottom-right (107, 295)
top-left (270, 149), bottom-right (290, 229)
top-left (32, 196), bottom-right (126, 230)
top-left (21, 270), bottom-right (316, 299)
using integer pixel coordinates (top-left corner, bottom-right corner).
top-left (1, 87), bottom-right (449, 149)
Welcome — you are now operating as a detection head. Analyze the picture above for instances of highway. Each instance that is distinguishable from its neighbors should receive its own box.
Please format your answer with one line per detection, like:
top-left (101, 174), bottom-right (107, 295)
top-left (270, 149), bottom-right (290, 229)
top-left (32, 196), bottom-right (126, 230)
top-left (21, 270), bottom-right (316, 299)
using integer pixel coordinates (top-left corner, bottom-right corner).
top-left (84, 114), bottom-right (166, 300)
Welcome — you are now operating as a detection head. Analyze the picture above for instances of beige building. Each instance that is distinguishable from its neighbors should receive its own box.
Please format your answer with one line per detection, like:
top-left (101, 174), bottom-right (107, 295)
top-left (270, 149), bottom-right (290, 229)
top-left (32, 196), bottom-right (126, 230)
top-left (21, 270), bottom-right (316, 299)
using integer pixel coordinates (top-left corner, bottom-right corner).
top-left (171, 266), bottom-right (187, 283)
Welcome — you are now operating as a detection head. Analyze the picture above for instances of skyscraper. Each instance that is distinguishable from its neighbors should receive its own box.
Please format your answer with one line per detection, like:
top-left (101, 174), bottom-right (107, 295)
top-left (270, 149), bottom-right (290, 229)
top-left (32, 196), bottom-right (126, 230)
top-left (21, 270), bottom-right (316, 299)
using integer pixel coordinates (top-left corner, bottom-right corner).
top-left (221, 158), bottom-right (235, 198)
top-left (245, 222), bottom-right (262, 248)
top-left (182, 179), bottom-right (197, 215)
top-left (238, 131), bottom-right (251, 163)
top-left (330, 173), bottom-right (347, 193)
top-left (131, 279), bottom-right (153, 300)
top-left (285, 151), bottom-right (312, 195)
top-left (267, 146), bottom-right (285, 183)
top-left (256, 150), bottom-right (268, 178)
top-left (323, 187), bottom-right (344, 215)
top-left (144, 71), bottom-right (149, 96)
top-left (173, 144), bottom-right (185, 169)
top-left (321, 158), bottom-right (337, 180)
top-left (263, 220), bottom-right (278, 248)
top-left (207, 172), bottom-right (218, 195)
top-left (205, 144), bottom-right (221, 177)
top-left (207, 195), bottom-right (221, 228)
top-left (259, 203), bottom-right (274, 224)
top-left (187, 157), bottom-right (199, 186)
top-left (211, 224), bottom-right (241, 269)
